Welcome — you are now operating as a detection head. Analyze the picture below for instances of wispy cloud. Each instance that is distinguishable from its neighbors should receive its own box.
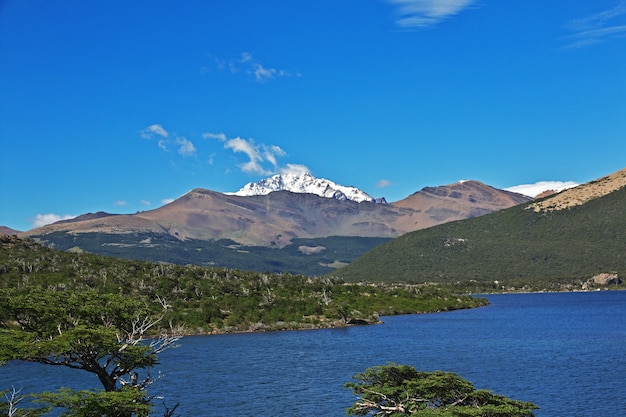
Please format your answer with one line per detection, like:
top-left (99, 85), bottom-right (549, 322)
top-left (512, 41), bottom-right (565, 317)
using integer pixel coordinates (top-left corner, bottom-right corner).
top-left (280, 164), bottom-right (310, 176)
top-left (176, 137), bottom-right (197, 157)
top-left (376, 179), bottom-right (392, 188)
top-left (505, 181), bottom-right (578, 198)
top-left (205, 131), bottom-right (290, 175)
top-left (563, 2), bottom-right (626, 48)
top-left (140, 124), bottom-right (169, 139)
top-left (140, 124), bottom-right (196, 157)
top-left (32, 213), bottom-right (76, 228)
top-left (144, 124), bottom-right (306, 179)
top-left (202, 132), bottom-right (227, 141)
top-left (387, 0), bottom-right (477, 28)
top-left (209, 52), bottom-right (300, 83)
top-left (114, 200), bottom-right (128, 206)
top-left (225, 137), bottom-right (285, 175)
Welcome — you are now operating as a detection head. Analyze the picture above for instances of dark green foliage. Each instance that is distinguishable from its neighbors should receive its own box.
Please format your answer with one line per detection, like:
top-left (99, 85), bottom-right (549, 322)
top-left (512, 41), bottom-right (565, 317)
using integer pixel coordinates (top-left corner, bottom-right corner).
top-left (0, 287), bottom-right (181, 416)
top-left (29, 232), bottom-right (391, 276)
top-left (345, 364), bottom-right (538, 416)
top-left (35, 388), bottom-right (151, 417)
top-left (334, 187), bottom-right (626, 290)
top-left (0, 235), bottom-right (486, 334)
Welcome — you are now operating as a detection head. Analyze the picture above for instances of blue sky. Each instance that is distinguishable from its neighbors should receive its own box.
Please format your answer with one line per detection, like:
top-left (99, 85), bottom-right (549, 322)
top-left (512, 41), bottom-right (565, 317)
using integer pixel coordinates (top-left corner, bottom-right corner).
top-left (1, 0), bottom-right (625, 231)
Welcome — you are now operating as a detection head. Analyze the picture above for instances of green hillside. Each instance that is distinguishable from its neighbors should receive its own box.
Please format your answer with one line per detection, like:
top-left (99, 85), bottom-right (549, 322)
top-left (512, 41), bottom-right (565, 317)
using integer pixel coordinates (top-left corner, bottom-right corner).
top-left (332, 186), bottom-right (626, 291)
top-left (0, 235), bottom-right (486, 334)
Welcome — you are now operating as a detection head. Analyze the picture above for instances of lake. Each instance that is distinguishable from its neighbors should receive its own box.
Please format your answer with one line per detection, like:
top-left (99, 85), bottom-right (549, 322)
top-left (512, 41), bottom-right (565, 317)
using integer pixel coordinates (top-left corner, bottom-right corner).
top-left (2, 291), bottom-right (625, 416)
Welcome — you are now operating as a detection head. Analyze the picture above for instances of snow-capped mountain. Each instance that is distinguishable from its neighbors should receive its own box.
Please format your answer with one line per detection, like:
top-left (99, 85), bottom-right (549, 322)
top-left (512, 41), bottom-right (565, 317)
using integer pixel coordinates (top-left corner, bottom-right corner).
top-left (232, 172), bottom-right (384, 203)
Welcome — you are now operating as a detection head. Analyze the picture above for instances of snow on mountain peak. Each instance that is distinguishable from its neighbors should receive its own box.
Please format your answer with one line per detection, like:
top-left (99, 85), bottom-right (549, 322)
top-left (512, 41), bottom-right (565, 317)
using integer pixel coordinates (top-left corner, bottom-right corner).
top-left (232, 172), bottom-right (383, 203)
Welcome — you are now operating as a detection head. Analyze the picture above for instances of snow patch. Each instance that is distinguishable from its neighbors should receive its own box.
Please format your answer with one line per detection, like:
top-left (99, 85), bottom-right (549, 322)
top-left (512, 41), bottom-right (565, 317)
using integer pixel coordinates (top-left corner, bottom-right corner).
top-left (231, 172), bottom-right (382, 203)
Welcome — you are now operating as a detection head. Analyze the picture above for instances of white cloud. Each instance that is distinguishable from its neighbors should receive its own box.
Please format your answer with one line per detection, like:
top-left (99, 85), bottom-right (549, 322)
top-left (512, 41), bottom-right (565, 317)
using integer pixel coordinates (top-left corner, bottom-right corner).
top-left (263, 145), bottom-right (287, 166)
top-left (253, 63), bottom-right (277, 82)
top-left (155, 127), bottom-right (297, 177)
top-left (140, 124), bottom-right (169, 139)
top-left (213, 52), bottom-right (298, 83)
top-left (240, 52), bottom-right (253, 63)
top-left (141, 124), bottom-right (196, 156)
top-left (202, 132), bottom-right (228, 141)
top-left (221, 136), bottom-right (286, 175)
top-left (563, 2), bottom-right (626, 48)
top-left (33, 213), bottom-right (76, 228)
top-left (176, 137), bottom-right (197, 157)
top-left (376, 179), bottom-right (392, 188)
top-left (505, 181), bottom-right (579, 198)
top-left (141, 200), bottom-right (151, 206)
top-left (114, 200), bottom-right (128, 206)
top-left (161, 198), bottom-right (175, 205)
top-left (140, 124), bottom-right (176, 153)
top-left (281, 164), bottom-right (310, 176)
top-left (387, 0), bottom-right (477, 28)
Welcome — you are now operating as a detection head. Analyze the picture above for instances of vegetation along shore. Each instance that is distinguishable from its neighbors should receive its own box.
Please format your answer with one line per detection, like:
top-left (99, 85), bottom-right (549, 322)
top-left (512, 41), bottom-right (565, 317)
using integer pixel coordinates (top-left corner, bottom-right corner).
top-left (0, 235), bottom-right (487, 335)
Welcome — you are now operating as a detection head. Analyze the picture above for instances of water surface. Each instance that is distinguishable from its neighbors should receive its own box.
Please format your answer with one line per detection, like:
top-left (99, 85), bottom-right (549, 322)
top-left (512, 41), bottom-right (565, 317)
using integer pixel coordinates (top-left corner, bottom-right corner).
top-left (3, 291), bottom-right (625, 416)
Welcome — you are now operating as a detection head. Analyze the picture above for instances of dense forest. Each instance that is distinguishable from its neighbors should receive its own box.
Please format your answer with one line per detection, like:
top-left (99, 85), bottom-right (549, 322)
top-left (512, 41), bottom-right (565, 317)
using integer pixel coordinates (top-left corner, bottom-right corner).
top-left (0, 235), bottom-right (487, 334)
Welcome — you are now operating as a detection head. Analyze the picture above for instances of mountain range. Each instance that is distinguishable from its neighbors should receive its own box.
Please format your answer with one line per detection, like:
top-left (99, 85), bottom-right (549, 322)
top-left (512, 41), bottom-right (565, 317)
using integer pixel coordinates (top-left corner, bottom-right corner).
top-left (5, 168), bottom-right (623, 282)
top-left (21, 176), bottom-right (530, 247)
top-left (10, 174), bottom-right (532, 274)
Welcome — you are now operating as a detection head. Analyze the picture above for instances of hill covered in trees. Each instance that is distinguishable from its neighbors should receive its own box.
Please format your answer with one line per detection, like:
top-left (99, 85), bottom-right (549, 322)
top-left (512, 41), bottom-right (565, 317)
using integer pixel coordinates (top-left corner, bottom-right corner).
top-left (333, 178), bottom-right (626, 292)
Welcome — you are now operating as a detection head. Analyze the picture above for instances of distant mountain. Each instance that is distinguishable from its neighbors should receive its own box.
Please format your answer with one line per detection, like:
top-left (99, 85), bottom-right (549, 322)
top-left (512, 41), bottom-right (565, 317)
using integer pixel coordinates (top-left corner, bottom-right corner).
top-left (56, 211), bottom-right (118, 224)
top-left (232, 172), bottom-right (385, 203)
top-left (0, 226), bottom-right (20, 235)
top-left (333, 168), bottom-right (626, 288)
top-left (390, 180), bottom-right (530, 229)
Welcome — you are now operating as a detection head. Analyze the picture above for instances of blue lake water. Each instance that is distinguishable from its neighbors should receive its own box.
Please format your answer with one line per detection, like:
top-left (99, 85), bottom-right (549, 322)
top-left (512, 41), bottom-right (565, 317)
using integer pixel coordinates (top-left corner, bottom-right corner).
top-left (2, 291), bottom-right (625, 416)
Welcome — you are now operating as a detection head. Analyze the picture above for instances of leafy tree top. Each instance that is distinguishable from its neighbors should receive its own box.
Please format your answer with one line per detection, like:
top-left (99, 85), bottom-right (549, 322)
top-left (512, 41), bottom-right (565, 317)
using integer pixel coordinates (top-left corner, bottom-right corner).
top-left (0, 288), bottom-right (182, 416)
top-left (345, 363), bottom-right (537, 416)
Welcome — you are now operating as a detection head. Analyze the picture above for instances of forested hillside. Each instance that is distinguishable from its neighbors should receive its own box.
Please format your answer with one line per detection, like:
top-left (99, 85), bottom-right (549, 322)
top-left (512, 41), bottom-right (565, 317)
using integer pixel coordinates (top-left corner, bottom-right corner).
top-left (333, 185), bottom-right (626, 292)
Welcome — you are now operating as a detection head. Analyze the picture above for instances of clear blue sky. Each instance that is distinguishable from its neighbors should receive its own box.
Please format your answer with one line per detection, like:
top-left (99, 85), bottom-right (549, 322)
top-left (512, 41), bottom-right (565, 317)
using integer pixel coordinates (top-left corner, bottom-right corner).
top-left (1, 1), bottom-right (625, 231)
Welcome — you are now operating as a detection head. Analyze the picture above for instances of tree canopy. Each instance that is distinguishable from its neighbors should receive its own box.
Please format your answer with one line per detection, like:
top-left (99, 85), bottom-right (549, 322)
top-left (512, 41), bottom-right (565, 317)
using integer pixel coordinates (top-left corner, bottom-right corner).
top-left (345, 364), bottom-right (537, 417)
top-left (0, 235), bottom-right (488, 334)
top-left (0, 288), bottom-right (182, 416)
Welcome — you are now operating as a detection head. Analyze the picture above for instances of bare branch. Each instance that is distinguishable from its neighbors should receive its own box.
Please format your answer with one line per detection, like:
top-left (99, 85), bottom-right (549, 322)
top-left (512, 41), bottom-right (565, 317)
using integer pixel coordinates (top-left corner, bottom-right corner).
top-left (4, 386), bottom-right (24, 417)
top-left (155, 295), bottom-right (172, 310)
top-left (162, 401), bottom-right (180, 417)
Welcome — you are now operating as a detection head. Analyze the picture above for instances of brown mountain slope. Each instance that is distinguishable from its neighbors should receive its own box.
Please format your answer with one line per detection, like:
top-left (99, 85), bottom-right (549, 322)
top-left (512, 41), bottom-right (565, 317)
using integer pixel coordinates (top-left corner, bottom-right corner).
top-left (23, 181), bottom-right (530, 247)
top-left (528, 167), bottom-right (626, 212)
top-left (391, 180), bottom-right (531, 229)
top-left (0, 226), bottom-right (21, 235)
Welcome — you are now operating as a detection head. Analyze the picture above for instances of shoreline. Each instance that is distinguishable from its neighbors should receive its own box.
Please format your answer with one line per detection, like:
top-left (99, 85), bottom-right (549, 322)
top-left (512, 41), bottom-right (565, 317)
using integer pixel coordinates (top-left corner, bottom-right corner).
top-left (173, 288), bottom-right (625, 337)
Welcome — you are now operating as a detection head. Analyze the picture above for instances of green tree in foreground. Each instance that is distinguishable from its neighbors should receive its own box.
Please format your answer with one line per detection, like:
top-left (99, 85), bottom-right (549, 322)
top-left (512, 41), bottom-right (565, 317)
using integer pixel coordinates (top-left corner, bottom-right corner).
top-left (345, 364), bottom-right (537, 417)
top-left (0, 288), bottom-right (183, 417)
